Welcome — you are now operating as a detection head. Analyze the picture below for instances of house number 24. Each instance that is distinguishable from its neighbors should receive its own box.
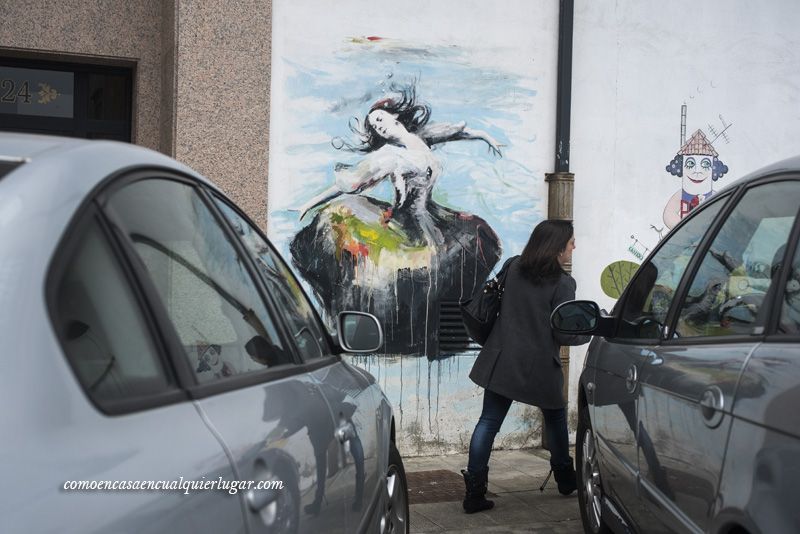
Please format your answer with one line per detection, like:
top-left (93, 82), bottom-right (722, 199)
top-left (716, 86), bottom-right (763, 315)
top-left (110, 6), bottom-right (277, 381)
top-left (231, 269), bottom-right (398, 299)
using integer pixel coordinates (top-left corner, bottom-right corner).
top-left (1, 79), bottom-right (32, 104)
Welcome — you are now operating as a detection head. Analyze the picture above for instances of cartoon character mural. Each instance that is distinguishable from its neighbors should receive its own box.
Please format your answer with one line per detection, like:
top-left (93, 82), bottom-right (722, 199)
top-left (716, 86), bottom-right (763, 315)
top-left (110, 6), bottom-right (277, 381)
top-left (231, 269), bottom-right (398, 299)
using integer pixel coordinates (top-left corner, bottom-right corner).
top-left (662, 128), bottom-right (729, 229)
top-left (291, 82), bottom-right (503, 355)
top-left (600, 104), bottom-right (733, 300)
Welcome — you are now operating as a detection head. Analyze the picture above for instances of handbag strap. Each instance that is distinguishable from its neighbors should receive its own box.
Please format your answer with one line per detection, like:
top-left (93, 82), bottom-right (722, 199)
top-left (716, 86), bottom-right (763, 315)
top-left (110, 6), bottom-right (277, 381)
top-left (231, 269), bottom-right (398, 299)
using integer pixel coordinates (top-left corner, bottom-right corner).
top-left (494, 255), bottom-right (520, 289)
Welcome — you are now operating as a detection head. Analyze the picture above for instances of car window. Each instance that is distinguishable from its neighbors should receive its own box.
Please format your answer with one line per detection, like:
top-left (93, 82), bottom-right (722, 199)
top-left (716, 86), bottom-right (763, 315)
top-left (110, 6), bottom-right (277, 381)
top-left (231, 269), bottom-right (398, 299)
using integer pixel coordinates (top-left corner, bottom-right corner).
top-left (212, 196), bottom-right (329, 360)
top-left (675, 181), bottom-right (800, 338)
top-left (105, 179), bottom-right (293, 384)
top-left (778, 235), bottom-right (800, 335)
top-left (55, 219), bottom-right (173, 408)
top-left (617, 197), bottom-right (726, 339)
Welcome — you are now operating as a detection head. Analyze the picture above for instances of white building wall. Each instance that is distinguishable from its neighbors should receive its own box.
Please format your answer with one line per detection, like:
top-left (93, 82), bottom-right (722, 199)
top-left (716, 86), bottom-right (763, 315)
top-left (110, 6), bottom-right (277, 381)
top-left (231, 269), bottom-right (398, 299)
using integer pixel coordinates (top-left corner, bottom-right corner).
top-left (268, 0), bottom-right (560, 456)
top-left (569, 0), bottom-right (800, 407)
top-left (267, 0), bottom-right (800, 455)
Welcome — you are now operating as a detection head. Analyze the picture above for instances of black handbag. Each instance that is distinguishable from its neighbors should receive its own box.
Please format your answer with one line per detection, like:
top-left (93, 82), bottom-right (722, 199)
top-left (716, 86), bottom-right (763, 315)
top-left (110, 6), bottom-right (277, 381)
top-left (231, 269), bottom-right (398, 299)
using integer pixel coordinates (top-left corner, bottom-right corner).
top-left (459, 256), bottom-right (518, 346)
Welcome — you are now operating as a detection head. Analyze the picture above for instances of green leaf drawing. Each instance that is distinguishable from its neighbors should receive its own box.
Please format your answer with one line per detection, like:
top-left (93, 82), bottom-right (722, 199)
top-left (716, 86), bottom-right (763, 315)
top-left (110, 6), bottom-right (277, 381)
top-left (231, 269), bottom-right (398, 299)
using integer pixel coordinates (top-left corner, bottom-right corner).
top-left (600, 260), bottom-right (640, 299)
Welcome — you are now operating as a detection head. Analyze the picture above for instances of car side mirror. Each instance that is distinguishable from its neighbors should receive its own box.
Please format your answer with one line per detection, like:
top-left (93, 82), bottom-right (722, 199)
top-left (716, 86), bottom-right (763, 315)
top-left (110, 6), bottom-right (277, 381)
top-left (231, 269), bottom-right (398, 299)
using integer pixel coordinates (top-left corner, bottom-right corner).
top-left (336, 311), bottom-right (383, 353)
top-left (551, 300), bottom-right (615, 337)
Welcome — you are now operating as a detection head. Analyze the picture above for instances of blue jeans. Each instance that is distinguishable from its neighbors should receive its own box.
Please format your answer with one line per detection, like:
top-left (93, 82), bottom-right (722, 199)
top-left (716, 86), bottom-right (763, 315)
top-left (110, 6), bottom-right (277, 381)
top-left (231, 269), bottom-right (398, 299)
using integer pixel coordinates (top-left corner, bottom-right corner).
top-left (467, 389), bottom-right (571, 473)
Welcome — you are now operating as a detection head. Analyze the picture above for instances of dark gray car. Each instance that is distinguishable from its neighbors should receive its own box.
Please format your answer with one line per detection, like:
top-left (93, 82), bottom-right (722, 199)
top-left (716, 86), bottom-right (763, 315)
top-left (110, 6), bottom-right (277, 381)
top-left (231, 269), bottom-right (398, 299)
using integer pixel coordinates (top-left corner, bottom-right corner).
top-left (0, 133), bottom-right (408, 533)
top-left (552, 156), bottom-right (800, 534)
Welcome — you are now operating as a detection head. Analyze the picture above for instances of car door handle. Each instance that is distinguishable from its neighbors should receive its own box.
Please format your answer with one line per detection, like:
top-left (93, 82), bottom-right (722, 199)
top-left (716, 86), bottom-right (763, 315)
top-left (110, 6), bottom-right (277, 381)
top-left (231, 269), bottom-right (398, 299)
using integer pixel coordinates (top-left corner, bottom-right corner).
top-left (699, 386), bottom-right (724, 414)
top-left (625, 364), bottom-right (638, 393)
top-left (245, 487), bottom-right (279, 512)
top-left (699, 386), bottom-right (725, 428)
top-left (335, 421), bottom-right (354, 443)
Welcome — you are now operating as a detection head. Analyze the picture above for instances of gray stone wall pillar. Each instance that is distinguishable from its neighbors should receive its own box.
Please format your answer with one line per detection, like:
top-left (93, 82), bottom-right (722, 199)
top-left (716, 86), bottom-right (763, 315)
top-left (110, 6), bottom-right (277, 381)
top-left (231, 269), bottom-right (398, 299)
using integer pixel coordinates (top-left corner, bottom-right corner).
top-left (545, 171), bottom-right (574, 400)
top-left (170, 0), bottom-right (273, 231)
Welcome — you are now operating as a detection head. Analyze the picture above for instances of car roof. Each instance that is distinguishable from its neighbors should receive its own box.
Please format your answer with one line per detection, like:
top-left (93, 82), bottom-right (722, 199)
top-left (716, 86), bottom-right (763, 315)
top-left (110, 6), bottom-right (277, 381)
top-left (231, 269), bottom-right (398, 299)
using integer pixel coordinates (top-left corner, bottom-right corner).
top-left (0, 133), bottom-right (218, 328)
top-left (0, 132), bottom-right (83, 161)
top-left (0, 132), bottom-right (214, 250)
top-left (715, 154), bottom-right (800, 195)
top-left (0, 132), bottom-right (208, 189)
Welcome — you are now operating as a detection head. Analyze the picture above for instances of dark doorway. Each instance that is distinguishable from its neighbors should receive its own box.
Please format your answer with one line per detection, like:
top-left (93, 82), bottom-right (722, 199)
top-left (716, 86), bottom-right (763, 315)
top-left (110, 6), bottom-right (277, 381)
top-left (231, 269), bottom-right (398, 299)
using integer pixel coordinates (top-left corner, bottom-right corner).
top-left (0, 57), bottom-right (132, 142)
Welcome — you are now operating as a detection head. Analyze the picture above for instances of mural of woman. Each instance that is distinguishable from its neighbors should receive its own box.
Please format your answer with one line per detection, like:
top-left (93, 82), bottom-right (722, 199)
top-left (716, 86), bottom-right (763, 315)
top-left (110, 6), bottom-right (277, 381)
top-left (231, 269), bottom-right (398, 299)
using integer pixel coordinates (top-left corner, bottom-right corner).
top-left (290, 83), bottom-right (503, 355)
top-left (663, 129), bottom-right (729, 229)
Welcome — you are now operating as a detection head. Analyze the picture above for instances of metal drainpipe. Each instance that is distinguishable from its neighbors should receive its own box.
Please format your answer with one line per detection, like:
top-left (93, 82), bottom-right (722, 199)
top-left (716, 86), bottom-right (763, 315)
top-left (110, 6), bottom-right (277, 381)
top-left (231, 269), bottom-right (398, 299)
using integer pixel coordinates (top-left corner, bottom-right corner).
top-left (543, 0), bottom-right (575, 451)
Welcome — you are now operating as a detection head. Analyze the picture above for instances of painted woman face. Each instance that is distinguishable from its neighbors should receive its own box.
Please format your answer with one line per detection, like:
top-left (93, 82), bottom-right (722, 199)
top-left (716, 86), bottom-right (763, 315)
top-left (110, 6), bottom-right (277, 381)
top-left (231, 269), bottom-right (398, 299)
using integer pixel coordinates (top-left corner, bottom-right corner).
top-left (367, 109), bottom-right (407, 142)
top-left (682, 153), bottom-right (714, 195)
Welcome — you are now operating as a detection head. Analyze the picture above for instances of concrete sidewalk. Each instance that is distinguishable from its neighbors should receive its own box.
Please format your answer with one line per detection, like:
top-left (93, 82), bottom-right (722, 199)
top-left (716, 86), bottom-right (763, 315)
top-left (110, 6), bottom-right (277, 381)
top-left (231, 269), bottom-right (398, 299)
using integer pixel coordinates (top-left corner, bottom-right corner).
top-left (404, 449), bottom-right (583, 533)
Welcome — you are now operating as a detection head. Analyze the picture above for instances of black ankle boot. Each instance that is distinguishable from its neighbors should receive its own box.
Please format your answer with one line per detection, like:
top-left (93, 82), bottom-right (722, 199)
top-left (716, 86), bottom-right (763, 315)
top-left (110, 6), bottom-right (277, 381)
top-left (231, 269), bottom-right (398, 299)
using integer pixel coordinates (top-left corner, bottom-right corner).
top-left (461, 468), bottom-right (495, 514)
top-left (552, 460), bottom-right (577, 496)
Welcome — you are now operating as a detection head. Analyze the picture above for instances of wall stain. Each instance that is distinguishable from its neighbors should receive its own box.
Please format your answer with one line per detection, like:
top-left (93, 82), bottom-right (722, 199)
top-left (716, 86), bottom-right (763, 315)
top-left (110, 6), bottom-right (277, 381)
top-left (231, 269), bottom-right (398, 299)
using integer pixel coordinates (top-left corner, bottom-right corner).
top-left (345, 353), bottom-right (577, 456)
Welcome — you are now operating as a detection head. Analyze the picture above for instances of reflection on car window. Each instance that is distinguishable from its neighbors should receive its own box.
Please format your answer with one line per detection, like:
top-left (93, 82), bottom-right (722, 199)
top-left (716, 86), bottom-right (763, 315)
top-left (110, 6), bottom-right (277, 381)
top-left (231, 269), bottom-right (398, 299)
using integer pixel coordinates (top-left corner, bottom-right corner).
top-left (676, 181), bottom-right (800, 337)
top-left (778, 238), bottom-right (800, 335)
top-left (213, 197), bottom-right (329, 360)
top-left (106, 180), bottom-right (292, 383)
top-left (55, 220), bottom-right (172, 407)
top-left (617, 198), bottom-right (725, 339)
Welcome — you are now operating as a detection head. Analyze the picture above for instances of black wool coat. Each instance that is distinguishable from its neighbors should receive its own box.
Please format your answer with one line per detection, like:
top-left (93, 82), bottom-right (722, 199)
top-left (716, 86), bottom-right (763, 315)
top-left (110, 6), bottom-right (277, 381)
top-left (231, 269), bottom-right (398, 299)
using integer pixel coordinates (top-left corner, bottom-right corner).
top-left (469, 262), bottom-right (590, 409)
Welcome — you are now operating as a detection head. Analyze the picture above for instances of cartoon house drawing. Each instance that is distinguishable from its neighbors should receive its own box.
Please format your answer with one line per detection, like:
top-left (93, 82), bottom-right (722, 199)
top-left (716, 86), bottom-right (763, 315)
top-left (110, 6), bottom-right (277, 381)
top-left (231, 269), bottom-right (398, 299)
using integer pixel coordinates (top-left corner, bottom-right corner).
top-left (663, 129), bottom-right (729, 229)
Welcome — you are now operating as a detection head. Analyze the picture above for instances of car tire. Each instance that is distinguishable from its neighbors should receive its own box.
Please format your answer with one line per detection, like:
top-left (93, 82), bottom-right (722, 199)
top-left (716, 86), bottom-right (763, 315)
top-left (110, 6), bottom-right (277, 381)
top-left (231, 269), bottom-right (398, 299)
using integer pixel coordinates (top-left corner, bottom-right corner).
top-left (577, 403), bottom-right (612, 534)
top-left (383, 441), bottom-right (409, 534)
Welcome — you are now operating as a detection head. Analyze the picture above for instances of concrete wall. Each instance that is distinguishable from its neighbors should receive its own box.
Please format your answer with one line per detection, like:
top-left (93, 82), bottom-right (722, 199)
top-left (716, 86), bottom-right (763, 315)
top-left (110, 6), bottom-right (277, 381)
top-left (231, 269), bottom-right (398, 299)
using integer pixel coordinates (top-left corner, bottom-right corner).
top-left (173, 0), bottom-right (272, 229)
top-left (267, 0), bottom-right (560, 456)
top-left (345, 353), bottom-right (549, 457)
top-left (0, 0), bottom-right (273, 229)
top-left (0, 0), bottom-right (165, 151)
top-left (269, 0), bottom-right (800, 456)
top-left (568, 0), bottom-right (800, 404)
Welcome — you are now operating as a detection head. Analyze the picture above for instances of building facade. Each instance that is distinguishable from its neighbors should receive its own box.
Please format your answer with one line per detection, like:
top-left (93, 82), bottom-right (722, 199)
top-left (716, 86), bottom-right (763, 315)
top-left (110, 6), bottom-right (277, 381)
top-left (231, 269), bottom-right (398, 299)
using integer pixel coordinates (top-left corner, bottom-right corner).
top-left (3, 0), bottom-right (800, 455)
top-left (1, 0), bottom-right (273, 228)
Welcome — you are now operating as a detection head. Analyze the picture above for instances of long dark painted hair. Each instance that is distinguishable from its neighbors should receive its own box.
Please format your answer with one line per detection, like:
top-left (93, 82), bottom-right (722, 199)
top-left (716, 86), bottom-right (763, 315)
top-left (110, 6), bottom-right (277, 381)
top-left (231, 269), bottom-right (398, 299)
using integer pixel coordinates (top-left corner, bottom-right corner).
top-left (518, 220), bottom-right (573, 285)
top-left (334, 82), bottom-right (432, 153)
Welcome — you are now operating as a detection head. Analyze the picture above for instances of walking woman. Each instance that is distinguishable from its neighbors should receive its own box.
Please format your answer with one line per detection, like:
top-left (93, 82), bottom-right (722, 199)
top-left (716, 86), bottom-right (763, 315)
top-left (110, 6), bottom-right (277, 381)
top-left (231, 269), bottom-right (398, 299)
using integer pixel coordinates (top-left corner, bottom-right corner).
top-left (462, 220), bottom-right (590, 513)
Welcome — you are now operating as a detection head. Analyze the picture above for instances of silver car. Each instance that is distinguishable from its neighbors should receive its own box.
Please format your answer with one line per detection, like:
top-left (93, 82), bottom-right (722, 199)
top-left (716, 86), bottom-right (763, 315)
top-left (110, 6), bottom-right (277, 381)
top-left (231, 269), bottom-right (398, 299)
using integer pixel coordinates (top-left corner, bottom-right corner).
top-left (553, 155), bottom-right (800, 533)
top-left (0, 133), bottom-right (408, 534)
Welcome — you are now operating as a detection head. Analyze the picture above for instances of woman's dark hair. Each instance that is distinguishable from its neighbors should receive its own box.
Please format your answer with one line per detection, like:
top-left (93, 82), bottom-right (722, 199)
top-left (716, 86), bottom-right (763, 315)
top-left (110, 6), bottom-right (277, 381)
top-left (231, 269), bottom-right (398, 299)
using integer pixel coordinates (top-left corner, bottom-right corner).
top-left (518, 220), bottom-right (573, 284)
top-left (334, 82), bottom-right (431, 153)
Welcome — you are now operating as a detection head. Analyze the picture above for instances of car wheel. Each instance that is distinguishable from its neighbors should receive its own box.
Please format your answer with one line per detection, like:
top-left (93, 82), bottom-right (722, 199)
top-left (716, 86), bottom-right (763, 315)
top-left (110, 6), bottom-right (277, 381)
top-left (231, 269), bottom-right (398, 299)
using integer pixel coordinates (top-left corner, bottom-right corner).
top-left (382, 441), bottom-right (409, 534)
top-left (577, 404), bottom-right (611, 534)
top-left (265, 461), bottom-right (300, 534)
